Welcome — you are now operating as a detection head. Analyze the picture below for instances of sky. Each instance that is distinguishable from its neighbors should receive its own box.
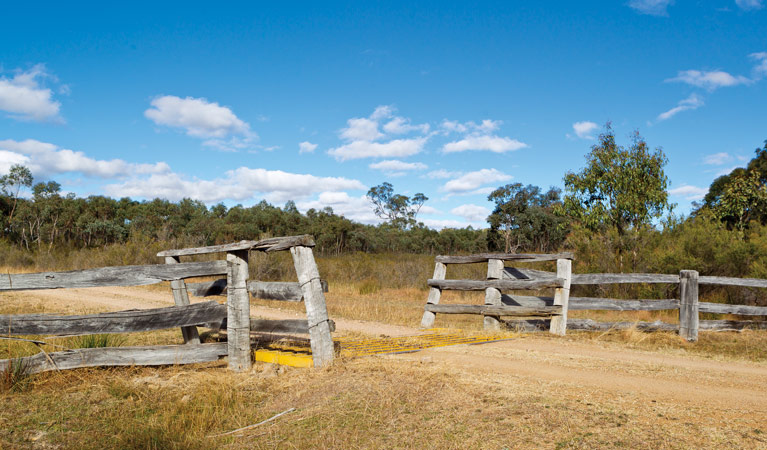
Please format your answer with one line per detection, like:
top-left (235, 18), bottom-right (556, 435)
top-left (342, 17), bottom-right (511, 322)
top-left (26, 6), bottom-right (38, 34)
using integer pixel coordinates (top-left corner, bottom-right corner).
top-left (0, 0), bottom-right (765, 229)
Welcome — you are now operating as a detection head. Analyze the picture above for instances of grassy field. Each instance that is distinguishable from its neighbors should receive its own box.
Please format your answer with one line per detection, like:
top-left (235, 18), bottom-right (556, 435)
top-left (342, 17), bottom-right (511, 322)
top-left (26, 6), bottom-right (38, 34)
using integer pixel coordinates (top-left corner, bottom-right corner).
top-left (2, 256), bottom-right (767, 449)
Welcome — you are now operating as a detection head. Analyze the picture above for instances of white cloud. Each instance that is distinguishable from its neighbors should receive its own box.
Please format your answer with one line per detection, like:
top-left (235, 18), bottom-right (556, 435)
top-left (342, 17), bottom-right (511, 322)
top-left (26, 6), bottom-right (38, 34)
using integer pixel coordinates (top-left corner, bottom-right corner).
top-left (751, 52), bottom-right (767, 79)
top-left (299, 141), bottom-right (318, 154)
top-left (368, 159), bottom-right (428, 173)
top-left (657, 94), bottom-right (704, 121)
top-left (669, 185), bottom-right (707, 200)
top-left (425, 169), bottom-right (462, 179)
top-left (418, 205), bottom-right (441, 215)
top-left (340, 117), bottom-right (383, 141)
top-left (628, 0), bottom-right (674, 16)
top-left (666, 70), bottom-right (751, 91)
top-left (0, 150), bottom-right (31, 174)
top-left (440, 119), bottom-right (501, 134)
top-left (296, 192), bottom-right (379, 223)
top-left (420, 218), bottom-right (485, 230)
top-left (572, 121), bottom-right (599, 140)
top-left (382, 117), bottom-right (430, 135)
top-left (329, 137), bottom-right (427, 161)
top-left (441, 169), bottom-right (512, 194)
top-left (0, 139), bottom-right (169, 178)
top-left (0, 64), bottom-right (62, 122)
top-left (330, 106), bottom-right (432, 160)
top-left (106, 168), bottom-right (365, 204)
top-left (443, 135), bottom-right (527, 153)
top-left (703, 152), bottom-right (732, 165)
top-left (736, 0), bottom-right (763, 10)
top-left (439, 118), bottom-right (526, 154)
top-left (145, 95), bottom-right (255, 150)
top-left (450, 204), bottom-right (491, 222)
top-left (329, 106), bottom-right (523, 159)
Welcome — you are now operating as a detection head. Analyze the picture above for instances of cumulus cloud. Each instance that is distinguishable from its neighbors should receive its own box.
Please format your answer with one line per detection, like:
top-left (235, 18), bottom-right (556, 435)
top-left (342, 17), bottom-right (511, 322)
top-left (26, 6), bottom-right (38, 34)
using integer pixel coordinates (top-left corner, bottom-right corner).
top-left (340, 117), bottom-right (383, 141)
top-left (106, 168), bottom-right (365, 204)
top-left (669, 185), bottom-right (708, 200)
top-left (628, 0), bottom-right (674, 16)
top-left (657, 94), bottom-right (704, 121)
top-left (296, 192), bottom-right (379, 223)
top-left (751, 52), bottom-right (767, 79)
top-left (736, 0), bottom-right (763, 10)
top-left (440, 118), bottom-right (527, 153)
top-left (0, 64), bottom-right (62, 122)
top-left (703, 152), bottom-right (732, 165)
top-left (368, 159), bottom-right (428, 177)
top-left (420, 218), bottom-right (484, 230)
top-left (328, 107), bottom-right (526, 159)
top-left (450, 204), bottom-right (491, 222)
top-left (145, 95), bottom-right (255, 150)
top-left (440, 119), bottom-right (501, 134)
top-left (299, 141), bottom-right (318, 154)
top-left (425, 169), bottom-right (462, 179)
top-left (443, 135), bottom-right (527, 153)
top-left (0, 139), bottom-right (169, 178)
top-left (328, 106), bottom-right (430, 160)
top-left (441, 169), bottom-right (512, 194)
top-left (382, 116), bottom-right (430, 135)
top-left (666, 70), bottom-right (751, 91)
top-left (329, 138), bottom-right (427, 161)
top-left (571, 121), bottom-right (599, 140)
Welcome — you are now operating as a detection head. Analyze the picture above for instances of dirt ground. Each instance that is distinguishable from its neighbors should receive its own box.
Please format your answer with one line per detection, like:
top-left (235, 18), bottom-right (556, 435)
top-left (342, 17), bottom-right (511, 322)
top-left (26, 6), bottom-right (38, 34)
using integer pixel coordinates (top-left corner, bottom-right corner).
top-left (19, 286), bottom-right (767, 411)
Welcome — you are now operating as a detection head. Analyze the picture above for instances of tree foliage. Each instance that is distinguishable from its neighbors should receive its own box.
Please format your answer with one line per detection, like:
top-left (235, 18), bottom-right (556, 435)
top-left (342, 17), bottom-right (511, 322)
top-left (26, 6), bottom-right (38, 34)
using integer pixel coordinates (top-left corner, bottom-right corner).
top-left (366, 182), bottom-right (428, 229)
top-left (486, 183), bottom-right (568, 252)
top-left (561, 124), bottom-right (671, 235)
top-left (702, 140), bottom-right (767, 231)
top-left (0, 166), bottom-right (484, 256)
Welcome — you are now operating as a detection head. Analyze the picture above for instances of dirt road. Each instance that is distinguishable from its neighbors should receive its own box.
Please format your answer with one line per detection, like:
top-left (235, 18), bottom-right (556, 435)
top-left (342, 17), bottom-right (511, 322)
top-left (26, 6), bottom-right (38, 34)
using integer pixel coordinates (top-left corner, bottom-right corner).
top-left (20, 286), bottom-right (767, 417)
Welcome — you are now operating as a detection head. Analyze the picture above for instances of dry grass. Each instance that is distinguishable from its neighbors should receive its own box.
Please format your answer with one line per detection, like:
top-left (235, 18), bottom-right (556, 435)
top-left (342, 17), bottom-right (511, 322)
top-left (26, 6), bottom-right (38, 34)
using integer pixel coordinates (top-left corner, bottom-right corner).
top-left (2, 255), bottom-right (767, 449)
top-left (1, 356), bottom-right (765, 449)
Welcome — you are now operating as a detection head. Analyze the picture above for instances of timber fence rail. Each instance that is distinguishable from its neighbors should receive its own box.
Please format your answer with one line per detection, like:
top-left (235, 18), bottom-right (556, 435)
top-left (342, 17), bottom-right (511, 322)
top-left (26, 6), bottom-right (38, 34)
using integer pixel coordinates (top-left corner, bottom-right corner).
top-left (0, 234), bottom-right (334, 374)
top-left (502, 268), bottom-right (767, 341)
top-left (421, 252), bottom-right (574, 335)
top-left (421, 254), bottom-right (767, 341)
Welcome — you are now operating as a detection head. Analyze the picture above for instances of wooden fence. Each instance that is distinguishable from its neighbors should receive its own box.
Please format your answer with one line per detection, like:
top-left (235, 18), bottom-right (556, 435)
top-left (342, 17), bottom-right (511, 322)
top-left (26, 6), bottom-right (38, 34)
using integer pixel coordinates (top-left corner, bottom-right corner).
top-left (421, 253), bottom-right (767, 341)
top-left (421, 253), bottom-right (574, 335)
top-left (0, 234), bottom-right (334, 374)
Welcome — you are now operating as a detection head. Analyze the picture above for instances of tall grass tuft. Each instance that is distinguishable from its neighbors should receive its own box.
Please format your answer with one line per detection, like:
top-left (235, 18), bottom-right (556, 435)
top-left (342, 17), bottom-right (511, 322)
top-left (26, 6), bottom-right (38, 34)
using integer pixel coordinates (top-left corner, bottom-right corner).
top-left (73, 334), bottom-right (126, 349)
top-left (0, 357), bottom-right (31, 392)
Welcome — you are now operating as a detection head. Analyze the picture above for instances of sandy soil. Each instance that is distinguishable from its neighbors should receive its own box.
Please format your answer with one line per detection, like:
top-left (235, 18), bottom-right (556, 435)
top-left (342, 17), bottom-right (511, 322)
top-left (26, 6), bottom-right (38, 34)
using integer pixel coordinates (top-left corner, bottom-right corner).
top-left (10, 286), bottom-right (767, 418)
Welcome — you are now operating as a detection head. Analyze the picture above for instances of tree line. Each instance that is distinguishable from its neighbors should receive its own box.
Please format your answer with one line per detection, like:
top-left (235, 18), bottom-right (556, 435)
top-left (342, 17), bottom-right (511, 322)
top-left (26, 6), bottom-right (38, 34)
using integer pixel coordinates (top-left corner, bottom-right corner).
top-left (1, 123), bottom-right (766, 278)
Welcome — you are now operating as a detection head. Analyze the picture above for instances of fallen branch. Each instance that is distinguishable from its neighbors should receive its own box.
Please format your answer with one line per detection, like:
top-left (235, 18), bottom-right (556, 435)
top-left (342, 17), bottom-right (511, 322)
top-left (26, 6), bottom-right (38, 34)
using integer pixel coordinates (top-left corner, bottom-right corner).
top-left (210, 407), bottom-right (296, 437)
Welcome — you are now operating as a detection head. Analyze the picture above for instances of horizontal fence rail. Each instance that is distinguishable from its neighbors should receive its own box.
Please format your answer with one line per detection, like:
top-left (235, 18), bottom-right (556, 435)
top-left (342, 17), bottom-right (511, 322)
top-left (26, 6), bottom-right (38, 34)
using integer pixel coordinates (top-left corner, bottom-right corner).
top-left (0, 261), bottom-right (228, 291)
top-left (186, 279), bottom-right (329, 301)
top-left (157, 235), bottom-right (316, 257)
top-left (424, 304), bottom-right (562, 317)
top-left (501, 295), bottom-right (680, 311)
top-left (427, 278), bottom-right (565, 291)
top-left (0, 343), bottom-right (229, 374)
top-left (435, 252), bottom-right (573, 264)
top-left (1, 301), bottom-right (226, 336)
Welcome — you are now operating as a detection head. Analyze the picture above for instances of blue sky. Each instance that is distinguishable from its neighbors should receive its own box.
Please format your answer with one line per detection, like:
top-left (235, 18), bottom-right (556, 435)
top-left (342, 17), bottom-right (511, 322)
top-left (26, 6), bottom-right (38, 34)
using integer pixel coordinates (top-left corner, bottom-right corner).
top-left (1, 0), bottom-right (765, 228)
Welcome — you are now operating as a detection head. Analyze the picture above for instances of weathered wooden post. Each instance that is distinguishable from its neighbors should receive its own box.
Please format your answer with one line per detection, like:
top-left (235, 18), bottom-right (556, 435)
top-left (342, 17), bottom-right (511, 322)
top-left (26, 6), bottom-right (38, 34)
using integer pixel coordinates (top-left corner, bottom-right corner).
top-left (226, 249), bottom-right (251, 371)
top-left (484, 259), bottom-right (504, 331)
top-left (549, 258), bottom-right (572, 335)
top-left (165, 256), bottom-right (201, 345)
top-left (290, 245), bottom-right (335, 367)
top-left (420, 261), bottom-right (447, 328)
top-left (679, 270), bottom-right (699, 342)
